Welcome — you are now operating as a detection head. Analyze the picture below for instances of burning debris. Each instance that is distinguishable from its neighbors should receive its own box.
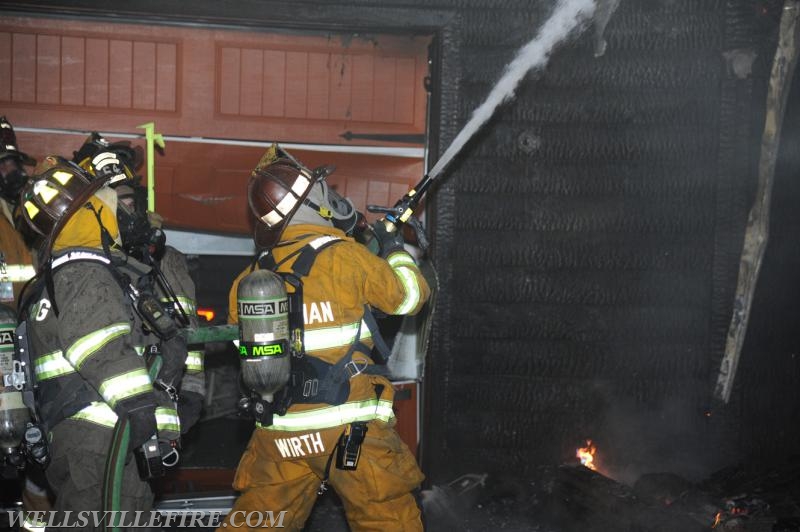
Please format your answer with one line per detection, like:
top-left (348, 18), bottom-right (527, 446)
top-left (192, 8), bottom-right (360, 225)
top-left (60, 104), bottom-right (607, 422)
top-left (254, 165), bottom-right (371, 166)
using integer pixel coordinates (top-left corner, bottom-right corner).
top-left (711, 495), bottom-right (772, 531)
top-left (576, 439), bottom-right (598, 471)
top-left (303, 440), bottom-right (800, 531)
top-left (410, 450), bottom-right (800, 532)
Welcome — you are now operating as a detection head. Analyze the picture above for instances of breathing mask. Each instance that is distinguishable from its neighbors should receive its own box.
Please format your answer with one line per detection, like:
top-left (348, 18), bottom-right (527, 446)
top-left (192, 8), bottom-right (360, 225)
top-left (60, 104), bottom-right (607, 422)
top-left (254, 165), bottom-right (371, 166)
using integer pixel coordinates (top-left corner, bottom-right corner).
top-left (0, 117), bottom-right (36, 204)
top-left (116, 184), bottom-right (165, 261)
top-left (320, 180), bottom-right (358, 234)
top-left (0, 157), bottom-right (27, 204)
top-left (300, 165), bottom-right (358, 234)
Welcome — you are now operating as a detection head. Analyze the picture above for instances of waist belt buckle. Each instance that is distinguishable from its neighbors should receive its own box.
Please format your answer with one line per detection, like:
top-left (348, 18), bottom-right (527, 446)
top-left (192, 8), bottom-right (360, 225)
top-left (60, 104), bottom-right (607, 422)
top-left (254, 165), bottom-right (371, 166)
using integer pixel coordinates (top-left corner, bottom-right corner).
top-left (155, 379), bottom-right (179, 402)
top-left (344, 358), bottom-right (369, 379)
top-left (302, 378), bottom-right (319, 398)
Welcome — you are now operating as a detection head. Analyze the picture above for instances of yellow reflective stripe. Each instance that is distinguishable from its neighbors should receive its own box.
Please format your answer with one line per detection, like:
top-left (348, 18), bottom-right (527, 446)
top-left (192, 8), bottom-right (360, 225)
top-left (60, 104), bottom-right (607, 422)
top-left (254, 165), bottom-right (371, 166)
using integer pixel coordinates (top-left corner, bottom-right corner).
top-left (261, 175), bottom-right (312, 226)
top-left (98, 368), bottom-right (152, 408)
top-left (2, 264), bottom-right (36, 282)
top-left (387, 252), bottom-right (415, 268)
top-left (259, 399), bottom-right (395, 431)
top-left (69, 401), bottom-right (118, 428)
top-left (66, 322), bottom-right (131, 369)
top-left (33, 350), bottom-right (75, 380)
top-left (387, 253), bottom-right (423, 314)
top-left (180, 375), bottom-right (205, 395)
top-left (185, 350), bottom-right (204, 371)
top-left (304, 320), bottom-right (371, 352)
top-left (307, 235), bottom-right (341, 249)
top-left (156, 406), bottom-right (180, 433)
top-left (161, 295), bottom-right (196, 315)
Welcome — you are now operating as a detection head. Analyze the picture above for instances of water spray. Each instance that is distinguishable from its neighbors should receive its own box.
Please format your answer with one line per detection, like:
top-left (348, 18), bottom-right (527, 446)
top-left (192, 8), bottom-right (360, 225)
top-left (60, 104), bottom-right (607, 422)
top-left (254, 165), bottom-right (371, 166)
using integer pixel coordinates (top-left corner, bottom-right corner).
top-left (370, 0), bottom-right (600, 239)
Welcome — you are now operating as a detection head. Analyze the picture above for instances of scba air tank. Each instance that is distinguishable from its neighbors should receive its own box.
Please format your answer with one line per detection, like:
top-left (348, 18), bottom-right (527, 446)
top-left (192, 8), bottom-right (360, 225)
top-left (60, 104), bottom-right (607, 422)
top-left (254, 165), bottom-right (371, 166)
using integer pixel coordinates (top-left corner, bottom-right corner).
top-left (0, 304), bottom-right (29, 455)
top-left (237, 269), bottom-right (291, 403)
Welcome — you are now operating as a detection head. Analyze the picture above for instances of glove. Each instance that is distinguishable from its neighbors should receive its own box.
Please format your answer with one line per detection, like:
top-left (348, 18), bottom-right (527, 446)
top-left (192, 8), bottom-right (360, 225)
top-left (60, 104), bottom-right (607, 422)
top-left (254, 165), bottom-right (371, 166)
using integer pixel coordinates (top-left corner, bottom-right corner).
top-left (371, 220), bottom-right (405, 258)
top-left (127, 404), bottom-right (158, 449)
top-left (147, 211), bottom-right (164, 229)
top-left (159, 335), bottom-right (188, 387)
top-left (178, 391), bottom-right (204, 434)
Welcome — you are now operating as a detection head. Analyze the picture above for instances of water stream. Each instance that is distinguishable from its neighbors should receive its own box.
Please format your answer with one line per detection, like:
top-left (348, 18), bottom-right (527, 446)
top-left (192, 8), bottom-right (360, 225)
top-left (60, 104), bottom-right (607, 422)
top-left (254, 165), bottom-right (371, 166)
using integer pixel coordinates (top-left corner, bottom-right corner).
top-left (428, 0), bottom-right (599, 180)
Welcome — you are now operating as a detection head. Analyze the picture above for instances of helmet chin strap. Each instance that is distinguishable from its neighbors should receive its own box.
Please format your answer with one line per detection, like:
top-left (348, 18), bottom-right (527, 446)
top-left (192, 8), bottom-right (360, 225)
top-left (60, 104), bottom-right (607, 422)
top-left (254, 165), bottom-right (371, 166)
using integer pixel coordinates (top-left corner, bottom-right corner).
top-left (302, 197), bottom-right (334, 221)
top-left (85, 202), bottom-right (124, 264)
top-left (300, 180), bottom-right (357, 233)
top-left (39, 201), bottom-right (120, 319)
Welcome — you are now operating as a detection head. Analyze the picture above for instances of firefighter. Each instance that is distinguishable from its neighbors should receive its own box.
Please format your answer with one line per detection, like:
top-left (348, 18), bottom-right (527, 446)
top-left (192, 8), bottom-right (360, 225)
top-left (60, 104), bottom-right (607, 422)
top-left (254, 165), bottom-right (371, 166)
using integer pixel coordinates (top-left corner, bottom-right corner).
top-left (0, 116), bottom-right (37, 307)
top-left (219, 147), bottom-right (431, 531)
top-left (73, 133), bottom-right (206, 434)
top-left (18, 156), bottom-right (184, 528)
top-left (118, 190), bottom-right (206, 434)
top-left (0, 117), bottom-right (53, 529)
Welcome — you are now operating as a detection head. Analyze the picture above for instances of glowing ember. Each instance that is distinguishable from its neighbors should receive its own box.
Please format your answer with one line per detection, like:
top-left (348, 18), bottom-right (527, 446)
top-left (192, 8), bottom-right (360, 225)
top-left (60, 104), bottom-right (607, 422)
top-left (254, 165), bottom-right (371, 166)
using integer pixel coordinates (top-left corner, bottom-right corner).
top-left (576, 439), bottom-right (597, 470)
top-left (712, 512), bottom-right (722, 528)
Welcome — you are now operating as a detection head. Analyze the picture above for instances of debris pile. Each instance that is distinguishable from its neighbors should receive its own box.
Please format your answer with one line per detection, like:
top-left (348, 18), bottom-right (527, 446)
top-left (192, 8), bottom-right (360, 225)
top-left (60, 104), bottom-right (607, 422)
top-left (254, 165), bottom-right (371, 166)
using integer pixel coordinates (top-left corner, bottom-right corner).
top-left (421, 455), bottom-right (800, 532)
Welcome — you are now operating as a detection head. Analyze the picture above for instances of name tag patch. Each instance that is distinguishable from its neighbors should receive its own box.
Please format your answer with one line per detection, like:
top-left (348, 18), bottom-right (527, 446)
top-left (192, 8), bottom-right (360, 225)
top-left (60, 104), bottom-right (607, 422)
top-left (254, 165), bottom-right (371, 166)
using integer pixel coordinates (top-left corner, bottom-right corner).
top-left (274, 431), bottom-right (326, 458)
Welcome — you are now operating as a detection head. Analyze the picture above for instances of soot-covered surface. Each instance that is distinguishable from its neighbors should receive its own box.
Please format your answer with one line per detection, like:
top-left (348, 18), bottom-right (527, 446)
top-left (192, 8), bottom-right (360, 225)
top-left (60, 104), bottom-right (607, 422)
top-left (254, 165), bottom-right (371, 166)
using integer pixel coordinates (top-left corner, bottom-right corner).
top-left (423, 0), bottom-right (799, 488)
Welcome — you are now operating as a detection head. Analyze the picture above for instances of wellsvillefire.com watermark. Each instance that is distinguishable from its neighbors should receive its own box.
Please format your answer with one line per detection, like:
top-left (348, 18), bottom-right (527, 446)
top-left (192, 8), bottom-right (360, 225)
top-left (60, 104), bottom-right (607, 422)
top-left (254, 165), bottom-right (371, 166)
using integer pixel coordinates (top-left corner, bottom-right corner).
top-left (8, 510), bottom-right (288, 528)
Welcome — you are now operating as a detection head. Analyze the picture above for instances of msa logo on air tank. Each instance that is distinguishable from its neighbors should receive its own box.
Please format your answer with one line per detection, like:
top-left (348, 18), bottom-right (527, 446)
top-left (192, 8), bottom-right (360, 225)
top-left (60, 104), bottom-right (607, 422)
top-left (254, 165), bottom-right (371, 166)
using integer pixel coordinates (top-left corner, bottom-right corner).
top-left (238, 299), bottom-right (289, 317)
top-left (239, 343), bottom-right (284, 357)
top-left (0, 330), bottom-right (14, 348)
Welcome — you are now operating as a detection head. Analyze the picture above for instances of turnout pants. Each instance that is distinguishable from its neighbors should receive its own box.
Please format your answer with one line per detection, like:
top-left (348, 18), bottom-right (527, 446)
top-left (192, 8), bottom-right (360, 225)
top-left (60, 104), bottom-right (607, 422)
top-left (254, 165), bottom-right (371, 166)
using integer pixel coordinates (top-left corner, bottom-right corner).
top-left (219, 419), bottom-right (425, 531)
top-left (44, 418), bottom-right (154, 532)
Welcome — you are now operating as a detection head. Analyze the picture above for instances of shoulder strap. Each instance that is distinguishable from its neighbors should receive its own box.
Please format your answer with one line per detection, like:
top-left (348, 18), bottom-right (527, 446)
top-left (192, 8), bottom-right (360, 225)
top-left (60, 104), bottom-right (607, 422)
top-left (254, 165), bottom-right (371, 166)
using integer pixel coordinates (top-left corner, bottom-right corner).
top-left (260, 237), bottom-right (344, 364)
top-left (362, 306), bottom-right (392, 361)
top-left (290, 236), bottom-right (342, 276)
top-left (286, 236), bottom-right (393, 363)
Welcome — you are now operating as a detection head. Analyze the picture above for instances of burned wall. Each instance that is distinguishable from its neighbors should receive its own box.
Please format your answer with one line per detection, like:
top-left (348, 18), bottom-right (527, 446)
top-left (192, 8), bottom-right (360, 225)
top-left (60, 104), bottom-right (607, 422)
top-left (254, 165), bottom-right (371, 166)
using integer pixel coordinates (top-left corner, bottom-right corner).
top-left (424, 0), bottom-right (789, 485)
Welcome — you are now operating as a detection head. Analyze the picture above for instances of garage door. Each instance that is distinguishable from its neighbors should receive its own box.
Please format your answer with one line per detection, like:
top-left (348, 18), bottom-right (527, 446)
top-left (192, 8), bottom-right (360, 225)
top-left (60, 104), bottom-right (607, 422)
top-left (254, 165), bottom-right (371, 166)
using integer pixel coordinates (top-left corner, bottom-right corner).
top-left (0, 15), bottom-right (430, 234)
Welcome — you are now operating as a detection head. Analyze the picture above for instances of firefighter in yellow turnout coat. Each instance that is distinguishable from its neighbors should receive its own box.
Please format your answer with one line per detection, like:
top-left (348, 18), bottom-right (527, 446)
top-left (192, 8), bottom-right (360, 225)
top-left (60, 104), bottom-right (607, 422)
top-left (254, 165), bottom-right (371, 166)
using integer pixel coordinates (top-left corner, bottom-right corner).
top-left (0, 116), bottom-right (37, 307)
top-left (221, 152), bottom-right (430, 531)
top-left (0, 207), bottom-right (33, 306)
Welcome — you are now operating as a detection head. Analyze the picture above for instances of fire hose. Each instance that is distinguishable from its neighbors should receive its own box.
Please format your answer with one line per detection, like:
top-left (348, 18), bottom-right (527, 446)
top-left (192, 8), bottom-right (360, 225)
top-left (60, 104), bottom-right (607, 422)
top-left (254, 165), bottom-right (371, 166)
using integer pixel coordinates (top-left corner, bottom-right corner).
top-left (102, 416), bottom-right (129, 532)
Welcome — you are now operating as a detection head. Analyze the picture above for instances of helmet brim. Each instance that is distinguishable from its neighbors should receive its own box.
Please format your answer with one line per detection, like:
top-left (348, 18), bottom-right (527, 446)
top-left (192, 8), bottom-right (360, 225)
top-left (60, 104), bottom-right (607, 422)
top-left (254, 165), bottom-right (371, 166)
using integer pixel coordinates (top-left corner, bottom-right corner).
top-left (253, 222), bottom-right (282, 250)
